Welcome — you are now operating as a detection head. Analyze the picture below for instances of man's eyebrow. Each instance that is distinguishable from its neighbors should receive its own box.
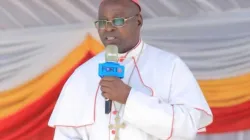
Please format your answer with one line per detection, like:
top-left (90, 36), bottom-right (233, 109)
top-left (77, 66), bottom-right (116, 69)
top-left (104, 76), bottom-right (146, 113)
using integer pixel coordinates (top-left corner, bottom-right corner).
top-left (98, 12), bottom-right (127, 19)
top-left (98, 16), bottom-right (108, 20)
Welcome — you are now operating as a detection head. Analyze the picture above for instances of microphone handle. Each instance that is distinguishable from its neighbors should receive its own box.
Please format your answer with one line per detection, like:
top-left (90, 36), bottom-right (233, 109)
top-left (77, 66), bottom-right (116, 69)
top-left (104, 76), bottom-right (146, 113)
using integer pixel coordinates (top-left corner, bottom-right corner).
top-left (105, 99), bottom-right (112, 114)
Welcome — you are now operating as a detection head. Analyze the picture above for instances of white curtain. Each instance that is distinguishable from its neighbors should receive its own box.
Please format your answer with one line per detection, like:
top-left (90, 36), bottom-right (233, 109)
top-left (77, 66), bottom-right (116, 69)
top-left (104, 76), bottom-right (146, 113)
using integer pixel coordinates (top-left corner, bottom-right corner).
top-left (0, 27), bottom-right (99, 91)
top-left (197, 129), bottom-right (250, 140)
top-left (141, 9), bottom-right (250, 80)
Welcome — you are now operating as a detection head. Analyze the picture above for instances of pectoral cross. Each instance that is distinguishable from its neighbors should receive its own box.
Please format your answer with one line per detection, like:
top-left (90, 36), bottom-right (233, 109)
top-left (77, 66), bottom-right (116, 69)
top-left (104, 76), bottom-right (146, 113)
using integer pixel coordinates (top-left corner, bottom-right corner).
top-left (109, 116), bottom-right (126, 140)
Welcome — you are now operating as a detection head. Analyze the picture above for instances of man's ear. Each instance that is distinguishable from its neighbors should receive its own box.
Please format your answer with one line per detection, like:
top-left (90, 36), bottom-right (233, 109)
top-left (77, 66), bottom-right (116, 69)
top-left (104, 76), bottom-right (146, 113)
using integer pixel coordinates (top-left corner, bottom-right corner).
top-left (138, 14), bottom-right (143, 27)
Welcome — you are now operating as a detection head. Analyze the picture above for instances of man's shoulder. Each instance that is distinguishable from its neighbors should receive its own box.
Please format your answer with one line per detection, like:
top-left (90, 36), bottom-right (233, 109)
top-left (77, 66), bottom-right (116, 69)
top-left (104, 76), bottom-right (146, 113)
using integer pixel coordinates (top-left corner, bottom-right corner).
top-left (64, 51), bottom-right (104, 84)
top-left (145, 43), bottom-right (180, 64)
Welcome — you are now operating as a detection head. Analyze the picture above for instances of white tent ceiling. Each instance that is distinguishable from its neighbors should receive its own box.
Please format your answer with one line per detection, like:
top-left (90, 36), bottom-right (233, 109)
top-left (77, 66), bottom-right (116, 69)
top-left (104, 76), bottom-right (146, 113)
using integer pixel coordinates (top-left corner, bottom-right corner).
top-left (0, 0), bottom-right (250, 31)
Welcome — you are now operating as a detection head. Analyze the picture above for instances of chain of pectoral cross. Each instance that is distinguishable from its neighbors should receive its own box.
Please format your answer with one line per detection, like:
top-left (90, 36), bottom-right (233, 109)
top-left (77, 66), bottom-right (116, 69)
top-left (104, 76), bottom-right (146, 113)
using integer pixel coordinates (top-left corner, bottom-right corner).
top-left (108, 102), bottom-right (126, 140)
top-left (108, 42), bottom-right (145, 140)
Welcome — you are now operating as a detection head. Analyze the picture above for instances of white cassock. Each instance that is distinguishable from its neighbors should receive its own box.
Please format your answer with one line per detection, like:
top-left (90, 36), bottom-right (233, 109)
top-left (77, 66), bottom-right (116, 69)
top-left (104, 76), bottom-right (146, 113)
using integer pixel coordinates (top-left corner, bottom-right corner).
top-left (48, 40), bottom-right (213, 140)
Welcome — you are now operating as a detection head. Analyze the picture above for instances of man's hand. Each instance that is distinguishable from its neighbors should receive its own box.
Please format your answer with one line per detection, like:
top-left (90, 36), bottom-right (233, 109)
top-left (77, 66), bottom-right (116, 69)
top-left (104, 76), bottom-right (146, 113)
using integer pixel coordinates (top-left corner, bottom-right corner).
top-left (100, 77), bottom-right (131, 104)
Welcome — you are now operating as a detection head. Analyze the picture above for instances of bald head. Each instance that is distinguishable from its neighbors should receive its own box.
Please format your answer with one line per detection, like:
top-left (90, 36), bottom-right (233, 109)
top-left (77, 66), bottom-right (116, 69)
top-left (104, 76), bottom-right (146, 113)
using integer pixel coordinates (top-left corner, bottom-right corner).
top-left (100, 0), bottom-right (140, 16)
top-left (97, 0), bottom-right (143, 53)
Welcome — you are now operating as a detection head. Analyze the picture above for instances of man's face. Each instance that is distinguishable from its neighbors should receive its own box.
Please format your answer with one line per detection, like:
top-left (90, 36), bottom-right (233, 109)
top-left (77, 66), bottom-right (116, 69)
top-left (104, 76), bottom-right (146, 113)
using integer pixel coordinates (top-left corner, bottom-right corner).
top-left (97, 1), bottom-right (141, 53)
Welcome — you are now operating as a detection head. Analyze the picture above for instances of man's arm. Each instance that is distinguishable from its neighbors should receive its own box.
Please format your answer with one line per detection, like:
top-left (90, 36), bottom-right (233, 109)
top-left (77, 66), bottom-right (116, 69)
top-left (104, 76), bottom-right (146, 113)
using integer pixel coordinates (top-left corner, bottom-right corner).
top-left (53, 126), bottom-right (87, 140)
top-left (123, 57), bottom-right (213, 140)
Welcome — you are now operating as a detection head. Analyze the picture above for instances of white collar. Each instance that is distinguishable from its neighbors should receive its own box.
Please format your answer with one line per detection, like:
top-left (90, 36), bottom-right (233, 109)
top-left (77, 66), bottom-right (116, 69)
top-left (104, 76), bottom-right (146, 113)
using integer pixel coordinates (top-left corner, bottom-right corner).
top-left (118, 39), bottom-right (143, 62)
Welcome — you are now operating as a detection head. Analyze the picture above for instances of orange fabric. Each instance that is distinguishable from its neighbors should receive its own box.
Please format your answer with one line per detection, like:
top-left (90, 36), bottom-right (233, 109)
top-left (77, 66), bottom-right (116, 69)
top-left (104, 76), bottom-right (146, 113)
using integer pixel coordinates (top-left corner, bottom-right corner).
top-left (85, 34), bottom-right (104, 54)
top-left (206, 100), bottom-right (250, 133)
top-left (199, 73), bottom-right (250, 107)
top-left (0, 53), bottom-right (94, 140)
top-left (0, 34), bottom-right (101, 140)
top-left (0, 34), bottom-right (103, 118)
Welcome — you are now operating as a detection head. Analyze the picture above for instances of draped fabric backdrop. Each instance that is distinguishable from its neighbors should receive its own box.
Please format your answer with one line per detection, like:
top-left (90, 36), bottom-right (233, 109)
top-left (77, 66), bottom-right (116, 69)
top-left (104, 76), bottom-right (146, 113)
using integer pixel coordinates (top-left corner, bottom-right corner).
top-left (0, 0), bottom-right (250, 140)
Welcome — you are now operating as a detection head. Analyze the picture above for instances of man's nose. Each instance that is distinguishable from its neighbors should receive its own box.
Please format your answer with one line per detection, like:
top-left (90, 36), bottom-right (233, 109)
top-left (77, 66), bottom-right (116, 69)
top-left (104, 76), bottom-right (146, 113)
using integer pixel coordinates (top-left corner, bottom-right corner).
top-left (105, 22), bottom-right (115, 32)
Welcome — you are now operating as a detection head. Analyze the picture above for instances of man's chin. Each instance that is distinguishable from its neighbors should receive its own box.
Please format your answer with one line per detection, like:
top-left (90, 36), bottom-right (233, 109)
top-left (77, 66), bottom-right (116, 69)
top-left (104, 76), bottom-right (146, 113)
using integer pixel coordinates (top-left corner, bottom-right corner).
top-left (104, 42), bottom-right (119, 47)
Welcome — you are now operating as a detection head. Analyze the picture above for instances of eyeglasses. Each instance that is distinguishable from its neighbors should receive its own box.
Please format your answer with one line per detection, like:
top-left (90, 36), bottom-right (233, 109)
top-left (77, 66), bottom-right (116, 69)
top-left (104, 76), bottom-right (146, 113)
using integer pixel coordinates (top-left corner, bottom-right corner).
top-left (95, 15), bottom-right (137, 29)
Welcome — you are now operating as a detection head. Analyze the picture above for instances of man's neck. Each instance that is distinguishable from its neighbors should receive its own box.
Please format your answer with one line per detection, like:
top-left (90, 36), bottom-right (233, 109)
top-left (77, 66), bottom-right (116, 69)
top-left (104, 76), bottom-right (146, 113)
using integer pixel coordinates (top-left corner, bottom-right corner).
top-left (118, 39), bottom-right (143, 61)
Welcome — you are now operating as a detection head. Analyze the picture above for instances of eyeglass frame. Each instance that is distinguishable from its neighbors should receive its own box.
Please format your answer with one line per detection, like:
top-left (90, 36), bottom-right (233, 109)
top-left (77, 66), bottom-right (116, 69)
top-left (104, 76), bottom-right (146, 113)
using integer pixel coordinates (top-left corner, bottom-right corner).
top-left (94, 14), bottom-right (139, 29)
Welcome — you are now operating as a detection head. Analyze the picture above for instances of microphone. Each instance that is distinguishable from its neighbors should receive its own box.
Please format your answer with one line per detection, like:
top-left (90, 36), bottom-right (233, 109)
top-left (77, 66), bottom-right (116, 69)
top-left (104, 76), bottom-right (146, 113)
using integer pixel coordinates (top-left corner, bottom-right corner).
top-left (98, 45), bottom-right (125, 114)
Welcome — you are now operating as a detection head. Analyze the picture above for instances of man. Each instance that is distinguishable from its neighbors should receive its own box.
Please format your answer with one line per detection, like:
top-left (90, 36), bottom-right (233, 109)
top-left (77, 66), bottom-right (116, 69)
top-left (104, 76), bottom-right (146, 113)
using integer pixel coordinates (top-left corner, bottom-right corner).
top-left (48, 0), bottom-right (213, 140)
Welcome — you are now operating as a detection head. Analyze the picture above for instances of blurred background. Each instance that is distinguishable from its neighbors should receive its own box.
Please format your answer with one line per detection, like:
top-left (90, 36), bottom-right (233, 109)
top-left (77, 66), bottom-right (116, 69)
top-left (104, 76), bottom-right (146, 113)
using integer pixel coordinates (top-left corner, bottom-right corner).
top-left (0, 0), bottom-right (250, 140)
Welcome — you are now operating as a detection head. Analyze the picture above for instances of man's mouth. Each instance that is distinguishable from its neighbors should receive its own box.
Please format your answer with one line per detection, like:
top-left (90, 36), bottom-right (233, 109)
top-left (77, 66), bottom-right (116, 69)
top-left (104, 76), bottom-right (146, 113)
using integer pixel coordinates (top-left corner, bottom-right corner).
top-left (104, 37), bottom-right (118, 44)
top-left (106, 37), bottom-right (116, 41)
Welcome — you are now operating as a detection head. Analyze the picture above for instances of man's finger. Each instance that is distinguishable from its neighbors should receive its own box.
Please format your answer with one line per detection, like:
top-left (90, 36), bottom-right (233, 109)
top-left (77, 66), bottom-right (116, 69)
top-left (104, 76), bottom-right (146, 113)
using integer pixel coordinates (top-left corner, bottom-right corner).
top-left (100, 86), bottom-right (111, 93)
top-left (99, 80), bottom-right (113, 87)
top-left (102, 92), bottom-right (111, 99)
top-left (101, 92), bottom-right (106, 98)
top-left (101, 76), bottom-right (119, 81)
